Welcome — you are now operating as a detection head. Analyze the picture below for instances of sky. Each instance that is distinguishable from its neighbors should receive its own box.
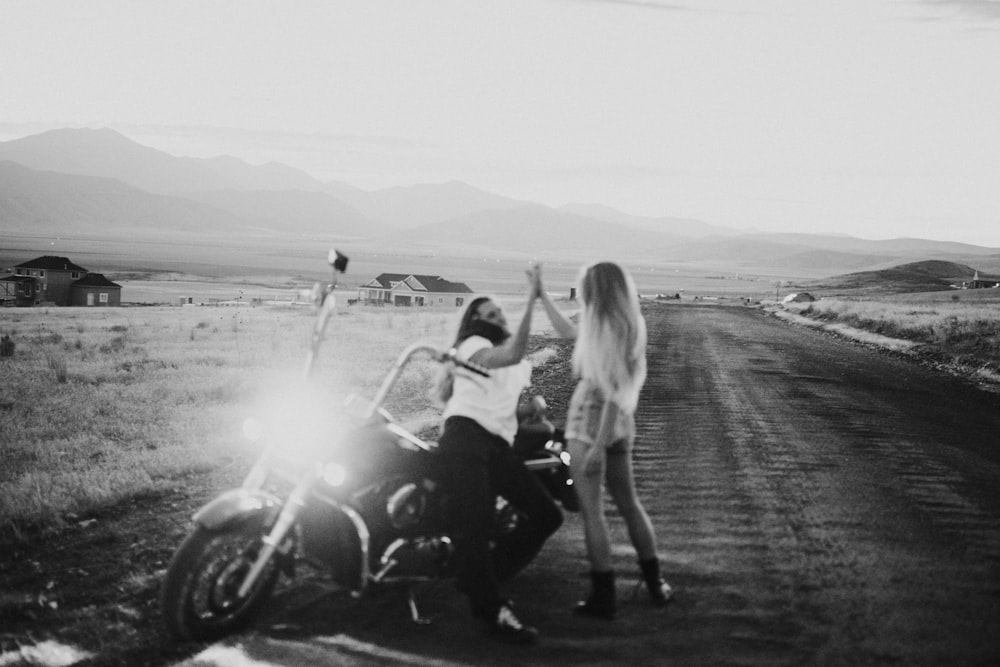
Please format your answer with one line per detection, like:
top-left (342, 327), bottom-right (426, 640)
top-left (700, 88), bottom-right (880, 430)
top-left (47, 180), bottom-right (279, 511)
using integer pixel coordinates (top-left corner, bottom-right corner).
top-left (2, 0), bottom-right (999, 247)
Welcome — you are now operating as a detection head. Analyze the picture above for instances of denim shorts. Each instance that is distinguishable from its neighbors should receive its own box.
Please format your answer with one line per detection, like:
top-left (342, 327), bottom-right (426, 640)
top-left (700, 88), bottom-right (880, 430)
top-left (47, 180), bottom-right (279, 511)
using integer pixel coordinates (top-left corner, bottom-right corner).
top-left (564, 380), bottom-right (635, 452)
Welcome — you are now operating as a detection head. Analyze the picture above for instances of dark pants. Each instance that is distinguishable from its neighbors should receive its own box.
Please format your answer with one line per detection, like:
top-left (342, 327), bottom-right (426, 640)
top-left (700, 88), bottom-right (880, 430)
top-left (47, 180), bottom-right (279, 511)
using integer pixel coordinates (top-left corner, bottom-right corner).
top-left (438, 416), bottom-right (563, 620)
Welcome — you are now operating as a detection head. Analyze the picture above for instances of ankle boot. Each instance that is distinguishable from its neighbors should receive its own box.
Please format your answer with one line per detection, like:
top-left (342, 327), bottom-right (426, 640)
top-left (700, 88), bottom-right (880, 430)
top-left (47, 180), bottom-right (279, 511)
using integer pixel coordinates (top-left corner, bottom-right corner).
top-left (574, 570), bottom-right (616, 619)
top-left (639, 558), bottom-right (673, 606)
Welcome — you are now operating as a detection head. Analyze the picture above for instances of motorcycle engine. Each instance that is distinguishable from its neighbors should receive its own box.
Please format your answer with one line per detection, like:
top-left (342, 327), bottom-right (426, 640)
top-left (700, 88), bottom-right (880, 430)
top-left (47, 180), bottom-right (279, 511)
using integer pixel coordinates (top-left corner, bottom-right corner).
top-left (385, 478), bottom-right (434, 530)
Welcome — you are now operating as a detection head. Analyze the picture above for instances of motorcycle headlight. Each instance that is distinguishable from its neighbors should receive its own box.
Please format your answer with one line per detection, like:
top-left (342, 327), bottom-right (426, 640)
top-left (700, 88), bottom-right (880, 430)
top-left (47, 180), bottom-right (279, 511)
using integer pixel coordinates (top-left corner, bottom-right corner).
top-left (242, 384), bottom-right (349, 460)
top-left (242, 417), bottom-right (265, 443)
top-left (559, 451), bottom-right (571, 466)
top-left (322, 462), bottom-right (348, 487)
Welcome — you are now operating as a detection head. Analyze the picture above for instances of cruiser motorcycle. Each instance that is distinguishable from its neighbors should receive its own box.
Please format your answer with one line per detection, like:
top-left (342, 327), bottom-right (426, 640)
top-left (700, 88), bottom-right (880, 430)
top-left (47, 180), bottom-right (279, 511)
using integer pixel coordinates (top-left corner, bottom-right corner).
top-left (160, 249), bottom-right (576, 642)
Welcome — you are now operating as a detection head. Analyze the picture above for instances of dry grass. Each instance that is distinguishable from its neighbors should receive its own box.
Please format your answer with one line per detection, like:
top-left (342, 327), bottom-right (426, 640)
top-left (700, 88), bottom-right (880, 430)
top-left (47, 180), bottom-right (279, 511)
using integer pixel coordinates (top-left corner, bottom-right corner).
top-left (0, 304), bottom-right (459, 536)
top-left (0, 296), bottom-right (574, 537)
top-left (783, 293), bottom-right (1000, 376)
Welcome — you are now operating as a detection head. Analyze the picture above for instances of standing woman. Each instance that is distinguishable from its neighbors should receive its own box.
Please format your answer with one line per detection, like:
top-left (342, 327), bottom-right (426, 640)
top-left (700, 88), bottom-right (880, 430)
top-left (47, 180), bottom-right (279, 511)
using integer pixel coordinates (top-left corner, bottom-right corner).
top-left (534, 262), bottom-right (672, 619)
top-left (434, 279), bottom-right (563, 644)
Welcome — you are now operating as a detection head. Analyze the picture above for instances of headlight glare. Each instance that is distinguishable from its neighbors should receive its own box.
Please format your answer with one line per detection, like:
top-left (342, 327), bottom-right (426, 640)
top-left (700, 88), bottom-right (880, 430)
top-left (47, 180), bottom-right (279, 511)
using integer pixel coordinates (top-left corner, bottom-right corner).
top-left (322, 462), bottom-right (348, 487)
top-left (243, 418), bottom-right (265, 442)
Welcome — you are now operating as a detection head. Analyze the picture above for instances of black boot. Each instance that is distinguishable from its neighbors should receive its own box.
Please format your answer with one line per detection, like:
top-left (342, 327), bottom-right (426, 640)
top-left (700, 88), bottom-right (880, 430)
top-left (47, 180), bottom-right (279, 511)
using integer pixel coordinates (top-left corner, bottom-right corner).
top-left (639, 558), bottom-right (673, 606)
top-left (487, 600), bottom-right (539, 645)
top-left (574, 570), bottom-right (616, 619)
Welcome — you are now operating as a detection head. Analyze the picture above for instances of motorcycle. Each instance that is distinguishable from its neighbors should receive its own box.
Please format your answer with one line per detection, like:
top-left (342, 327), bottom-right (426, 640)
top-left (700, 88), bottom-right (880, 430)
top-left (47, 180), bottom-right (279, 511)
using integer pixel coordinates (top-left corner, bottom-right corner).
top-left (160, 249), bottom-right (576, 642)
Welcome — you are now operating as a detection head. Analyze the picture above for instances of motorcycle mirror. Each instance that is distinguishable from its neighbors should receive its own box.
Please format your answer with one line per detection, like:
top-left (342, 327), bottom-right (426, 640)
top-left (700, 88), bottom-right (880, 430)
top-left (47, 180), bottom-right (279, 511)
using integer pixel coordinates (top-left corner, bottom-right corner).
top-left (328, 248), bottom-right (349, 273)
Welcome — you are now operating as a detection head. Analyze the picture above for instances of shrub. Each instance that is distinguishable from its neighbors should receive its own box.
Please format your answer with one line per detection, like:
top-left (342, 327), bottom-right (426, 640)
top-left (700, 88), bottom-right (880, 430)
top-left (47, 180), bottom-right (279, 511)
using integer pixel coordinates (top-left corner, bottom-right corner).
top-left (46, 354), bottom-right (68, 383)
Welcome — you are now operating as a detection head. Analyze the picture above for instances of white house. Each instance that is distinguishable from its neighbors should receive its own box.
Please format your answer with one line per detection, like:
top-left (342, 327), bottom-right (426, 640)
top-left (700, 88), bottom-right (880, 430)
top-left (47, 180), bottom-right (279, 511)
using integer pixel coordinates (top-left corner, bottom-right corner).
top-left (358, 273), bottom-right (474, 307)
top-left (358, 273), bottom-right (473, 307)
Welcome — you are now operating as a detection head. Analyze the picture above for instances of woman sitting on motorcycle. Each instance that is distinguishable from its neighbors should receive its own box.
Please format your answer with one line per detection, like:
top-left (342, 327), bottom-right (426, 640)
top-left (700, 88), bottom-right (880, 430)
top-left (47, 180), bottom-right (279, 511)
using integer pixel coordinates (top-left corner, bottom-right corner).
top-left (433, 278), bottom-right (563, 645)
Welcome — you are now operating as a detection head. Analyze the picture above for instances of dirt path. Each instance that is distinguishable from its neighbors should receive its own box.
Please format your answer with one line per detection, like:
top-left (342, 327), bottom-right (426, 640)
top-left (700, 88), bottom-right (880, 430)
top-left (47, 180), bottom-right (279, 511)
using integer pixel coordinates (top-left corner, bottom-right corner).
top-left (4, 302), bottom-right (999, 666)
top-left (635, 303), bottom-right (1000, 666)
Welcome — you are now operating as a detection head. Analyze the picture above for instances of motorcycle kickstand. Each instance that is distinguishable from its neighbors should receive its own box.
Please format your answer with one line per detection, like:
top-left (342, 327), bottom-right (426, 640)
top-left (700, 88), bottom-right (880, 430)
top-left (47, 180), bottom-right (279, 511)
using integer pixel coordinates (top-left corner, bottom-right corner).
top-left (407, 586), bottom-right (432, 625)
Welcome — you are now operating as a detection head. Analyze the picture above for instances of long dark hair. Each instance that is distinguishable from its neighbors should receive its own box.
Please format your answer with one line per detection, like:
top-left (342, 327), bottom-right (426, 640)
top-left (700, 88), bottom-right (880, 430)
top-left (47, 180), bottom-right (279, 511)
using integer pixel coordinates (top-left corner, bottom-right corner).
top-left (454, 296), bottom-right (491, 343)
top-left (453, 296), bottom-right (509, 346)
top-left (433, 296), bottom-right (504, 406)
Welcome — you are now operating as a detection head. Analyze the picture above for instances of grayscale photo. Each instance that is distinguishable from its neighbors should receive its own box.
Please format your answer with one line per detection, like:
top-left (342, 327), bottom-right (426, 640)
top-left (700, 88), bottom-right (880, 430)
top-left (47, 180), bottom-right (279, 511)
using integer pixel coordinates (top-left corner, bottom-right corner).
top-left (1, 1), bottom-right (998, 665)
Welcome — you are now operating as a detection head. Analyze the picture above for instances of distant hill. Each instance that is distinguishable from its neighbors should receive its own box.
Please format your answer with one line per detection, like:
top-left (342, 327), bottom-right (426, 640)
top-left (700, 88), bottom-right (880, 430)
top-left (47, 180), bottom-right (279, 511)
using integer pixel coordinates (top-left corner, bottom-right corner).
top-left (0, 127), bottom-right (330, 195)
top-left (0, 128), bottom-right (527, 231)
top-left (560, 202), bottom-right (738, 239)
top-left (749, 232), bottom-right (997, 258)
top-left (0, 161), bottom-right (257, 238)
top-left (392, 203), bottom-right (684, 256)
top-left (802, 260), bottom-right (998, 295)
top-left (2, 127), bottom-right (1000, 279)
top-left (182, 189), bottom-right (384, 238)
top-left (335, 180), bottom-right (528, 229)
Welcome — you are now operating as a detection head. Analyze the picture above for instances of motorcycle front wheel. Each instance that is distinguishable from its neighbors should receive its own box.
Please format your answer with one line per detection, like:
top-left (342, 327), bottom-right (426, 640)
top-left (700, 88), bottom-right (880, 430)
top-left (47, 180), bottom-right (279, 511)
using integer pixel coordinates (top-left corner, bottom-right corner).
top-left (160, 515), bottom-right (281, 642)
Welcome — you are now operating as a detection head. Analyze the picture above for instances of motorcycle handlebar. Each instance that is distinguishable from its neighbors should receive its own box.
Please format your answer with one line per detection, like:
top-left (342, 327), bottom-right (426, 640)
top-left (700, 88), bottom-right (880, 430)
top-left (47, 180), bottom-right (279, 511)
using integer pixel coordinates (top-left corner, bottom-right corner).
top-left (444, 347), bottom-right (490, 377)
top-left (364, 343), bottom-right (492, 420)
top-left (308, 251), bottom-right (493, 414)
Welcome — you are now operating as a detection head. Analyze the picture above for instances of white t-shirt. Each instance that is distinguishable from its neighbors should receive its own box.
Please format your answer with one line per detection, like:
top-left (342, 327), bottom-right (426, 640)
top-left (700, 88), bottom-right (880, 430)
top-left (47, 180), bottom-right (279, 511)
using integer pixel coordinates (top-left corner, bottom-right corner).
top-left (441, 335), bottom-right (532, 444)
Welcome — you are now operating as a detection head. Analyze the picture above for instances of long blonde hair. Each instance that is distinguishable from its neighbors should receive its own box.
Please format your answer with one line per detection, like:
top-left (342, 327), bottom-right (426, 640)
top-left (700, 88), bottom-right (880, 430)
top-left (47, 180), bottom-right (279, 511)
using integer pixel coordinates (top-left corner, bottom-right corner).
top-left (572, 262), bottom-right (647, 412)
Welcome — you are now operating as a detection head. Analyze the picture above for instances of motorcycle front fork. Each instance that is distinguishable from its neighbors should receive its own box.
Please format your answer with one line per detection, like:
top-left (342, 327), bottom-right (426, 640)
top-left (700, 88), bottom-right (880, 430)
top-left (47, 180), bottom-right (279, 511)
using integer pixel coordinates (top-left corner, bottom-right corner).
top-left (236, 459), bottom-right (436, 623)
top-left (236, 470), bottom-right (315, 598)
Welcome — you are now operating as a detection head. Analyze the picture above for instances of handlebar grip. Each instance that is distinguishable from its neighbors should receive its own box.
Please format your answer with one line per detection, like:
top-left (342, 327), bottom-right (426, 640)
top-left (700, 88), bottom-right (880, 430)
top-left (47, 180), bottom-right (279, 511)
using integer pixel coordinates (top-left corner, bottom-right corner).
top-left (461, 359), bottom-right (491, 378)
top-left (445, 347), bottom-right (491, 377)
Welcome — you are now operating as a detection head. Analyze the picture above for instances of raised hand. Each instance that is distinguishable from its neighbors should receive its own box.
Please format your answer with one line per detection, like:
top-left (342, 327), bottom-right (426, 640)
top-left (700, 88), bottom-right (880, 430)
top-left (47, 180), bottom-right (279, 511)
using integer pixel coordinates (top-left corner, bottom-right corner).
top-left (526, 263), bottom-right (543, 299)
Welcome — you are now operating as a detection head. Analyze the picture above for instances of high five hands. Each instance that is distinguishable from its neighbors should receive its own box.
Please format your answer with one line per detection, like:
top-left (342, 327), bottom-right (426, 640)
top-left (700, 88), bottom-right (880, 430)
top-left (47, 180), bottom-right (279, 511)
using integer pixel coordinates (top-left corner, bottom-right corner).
top-left (526, 264), bottom-right (544, 300)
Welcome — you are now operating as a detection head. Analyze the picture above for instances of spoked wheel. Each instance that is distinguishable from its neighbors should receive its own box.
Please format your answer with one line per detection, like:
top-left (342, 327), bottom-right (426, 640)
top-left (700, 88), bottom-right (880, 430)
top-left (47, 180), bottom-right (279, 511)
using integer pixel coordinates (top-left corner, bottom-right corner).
top-left (161, 515), bottom-right (282, 642)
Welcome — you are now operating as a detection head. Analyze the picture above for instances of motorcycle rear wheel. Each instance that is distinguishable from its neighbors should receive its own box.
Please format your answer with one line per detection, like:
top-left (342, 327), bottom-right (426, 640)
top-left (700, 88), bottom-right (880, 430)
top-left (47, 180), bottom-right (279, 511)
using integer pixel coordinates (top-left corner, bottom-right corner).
top-left (160, 515), bottom-right (281, 642)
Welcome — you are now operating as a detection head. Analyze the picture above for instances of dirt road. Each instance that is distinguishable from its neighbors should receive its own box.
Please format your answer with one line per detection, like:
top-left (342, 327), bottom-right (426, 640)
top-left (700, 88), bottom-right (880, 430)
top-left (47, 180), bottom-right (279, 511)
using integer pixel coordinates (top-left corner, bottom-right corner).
top-left (630, 303), bottom-right (1000, 666)
top-left (161, 302), bottom-right (1000, 667)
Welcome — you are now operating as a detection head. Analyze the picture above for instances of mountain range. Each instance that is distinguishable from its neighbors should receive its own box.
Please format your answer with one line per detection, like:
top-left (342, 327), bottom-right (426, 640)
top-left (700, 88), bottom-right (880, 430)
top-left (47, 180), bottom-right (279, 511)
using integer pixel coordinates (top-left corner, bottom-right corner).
top-left (2, 127), bottom-right (998, 279)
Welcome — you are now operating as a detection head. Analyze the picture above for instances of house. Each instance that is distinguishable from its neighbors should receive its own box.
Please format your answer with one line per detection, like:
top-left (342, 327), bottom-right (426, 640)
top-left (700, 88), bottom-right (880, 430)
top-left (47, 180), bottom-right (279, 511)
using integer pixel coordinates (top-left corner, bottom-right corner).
top-left (0, 275), bottom-right (36, 307)
top-left (1, 256), bottom-right (122, 307)
top-left (358, 273), bottom-right (474, 307)
top-left (70, 272), bottom-right (123, 306)
top-left (965, 270), bottom-right (999, 290)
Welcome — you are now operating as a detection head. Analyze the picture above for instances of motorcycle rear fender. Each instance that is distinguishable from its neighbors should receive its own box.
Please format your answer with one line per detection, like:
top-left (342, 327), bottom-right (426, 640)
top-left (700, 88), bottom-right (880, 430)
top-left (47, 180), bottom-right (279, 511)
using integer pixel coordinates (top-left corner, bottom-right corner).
top-left (193, 488), bottom-right (283, 531)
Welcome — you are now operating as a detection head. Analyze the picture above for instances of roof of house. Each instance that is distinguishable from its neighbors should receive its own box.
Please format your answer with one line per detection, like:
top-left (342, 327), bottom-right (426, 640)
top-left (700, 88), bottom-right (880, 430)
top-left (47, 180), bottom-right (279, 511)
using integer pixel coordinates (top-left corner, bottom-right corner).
top-left (16, 256), bottom-right (90, 272)
top-left (0, 275), bottom-right (35, 283)
top-left (73, 273), bottom-right (122, 288)
top-left (367, 273), bottom-right (473, 294)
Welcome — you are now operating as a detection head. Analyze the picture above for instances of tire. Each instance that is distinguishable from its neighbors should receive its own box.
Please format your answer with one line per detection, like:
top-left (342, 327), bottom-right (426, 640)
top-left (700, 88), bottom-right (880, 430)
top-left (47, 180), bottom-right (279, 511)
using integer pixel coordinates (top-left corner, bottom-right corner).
top-left (160, 515), bottom-right (281, 642)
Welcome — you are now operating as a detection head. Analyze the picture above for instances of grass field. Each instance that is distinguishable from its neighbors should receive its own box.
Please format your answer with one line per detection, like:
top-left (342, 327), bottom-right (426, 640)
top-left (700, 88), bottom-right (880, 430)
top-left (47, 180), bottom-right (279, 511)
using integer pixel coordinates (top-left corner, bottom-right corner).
top-left (0, 297), bottom-right (578, 538)
top-left (0, 303), bottom-right (463, 536)
top-left (782, 289), bottom-right (1000, 374)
